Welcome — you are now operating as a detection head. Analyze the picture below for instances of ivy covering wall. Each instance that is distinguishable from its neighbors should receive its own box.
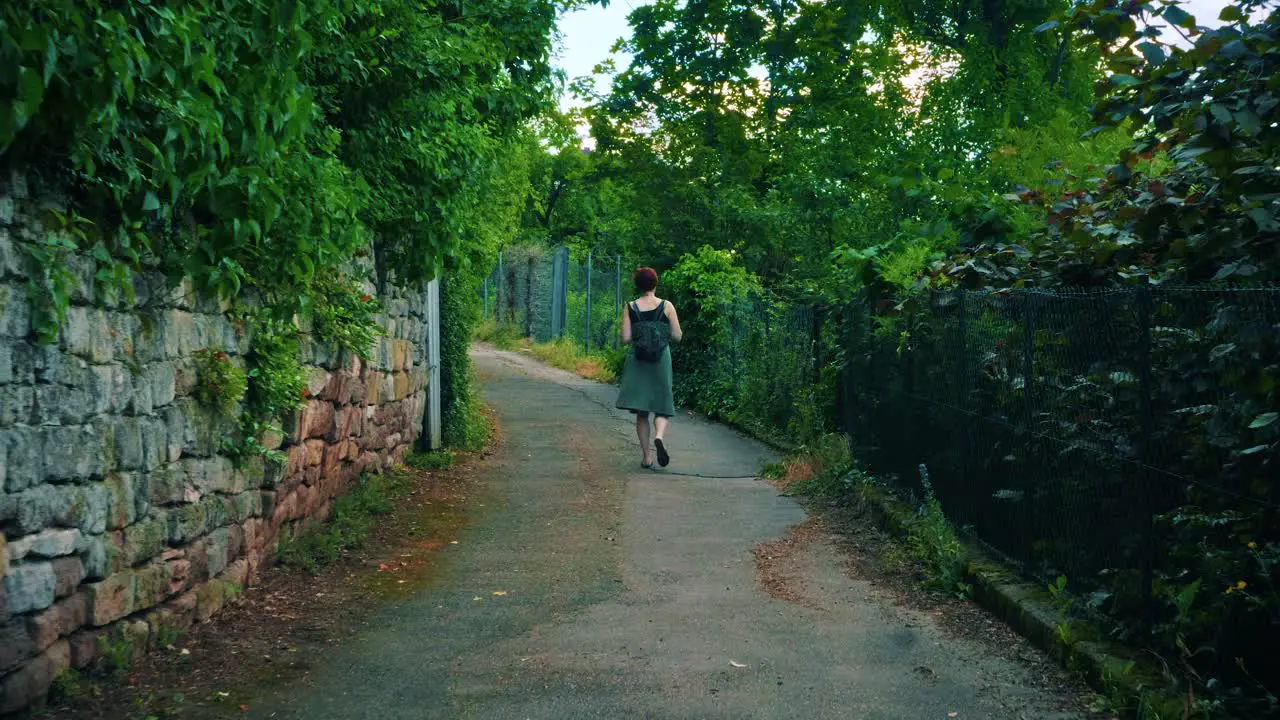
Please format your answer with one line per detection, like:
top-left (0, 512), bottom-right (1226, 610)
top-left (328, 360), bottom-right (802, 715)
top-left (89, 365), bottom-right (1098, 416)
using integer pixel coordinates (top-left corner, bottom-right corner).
top-left (0, 0), bottom-right (558, 457)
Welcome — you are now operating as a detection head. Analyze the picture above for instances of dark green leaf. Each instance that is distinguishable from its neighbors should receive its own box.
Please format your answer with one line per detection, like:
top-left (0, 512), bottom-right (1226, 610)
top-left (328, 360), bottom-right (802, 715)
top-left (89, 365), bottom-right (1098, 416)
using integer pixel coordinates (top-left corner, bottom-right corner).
top-left (1218, 5), bottom-right (1243, 22)
top-left (1161, 5), bottom-right (1194, 28)
top-left (1136, 42), bottom-right (1166, 65)
top-left (43, 36), bottom-right (57, 85)
top-left (19, 67), bottom-right (44, 114)
top-left (1249, 413), bottom-right (1279, 430)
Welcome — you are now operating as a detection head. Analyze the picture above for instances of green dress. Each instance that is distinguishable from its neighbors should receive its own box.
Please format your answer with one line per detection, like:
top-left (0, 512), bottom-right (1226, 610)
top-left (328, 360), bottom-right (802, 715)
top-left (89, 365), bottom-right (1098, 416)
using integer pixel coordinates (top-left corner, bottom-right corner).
top-left (615, 301), bottom-right (676, 418)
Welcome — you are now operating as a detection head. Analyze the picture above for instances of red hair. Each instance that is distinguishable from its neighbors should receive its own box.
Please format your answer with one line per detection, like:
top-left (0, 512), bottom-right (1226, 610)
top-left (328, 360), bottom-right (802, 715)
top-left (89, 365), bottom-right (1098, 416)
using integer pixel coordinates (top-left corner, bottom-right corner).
top-left (633, 267), bottom-right (659, 292)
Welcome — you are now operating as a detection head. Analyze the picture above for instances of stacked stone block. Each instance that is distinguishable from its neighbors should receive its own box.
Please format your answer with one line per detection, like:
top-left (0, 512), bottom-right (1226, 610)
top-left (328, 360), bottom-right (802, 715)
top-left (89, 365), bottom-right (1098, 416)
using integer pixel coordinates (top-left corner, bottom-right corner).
top-left (0, 175), bottom-right (429, 713)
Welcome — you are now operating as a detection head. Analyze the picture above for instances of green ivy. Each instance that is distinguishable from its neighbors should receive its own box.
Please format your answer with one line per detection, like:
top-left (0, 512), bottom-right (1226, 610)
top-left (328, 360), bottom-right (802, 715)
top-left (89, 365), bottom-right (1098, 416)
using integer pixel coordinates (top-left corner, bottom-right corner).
top-left (439, 272), bottom-right (489, 452)
top-left (244, 317), bottom-right (307, 421)
top-left (312, 271), bottom-right (382, 360)
top-left (191, 349), bottom-right (247, 416)
top-left (1, 0), bottom-right (563, 337)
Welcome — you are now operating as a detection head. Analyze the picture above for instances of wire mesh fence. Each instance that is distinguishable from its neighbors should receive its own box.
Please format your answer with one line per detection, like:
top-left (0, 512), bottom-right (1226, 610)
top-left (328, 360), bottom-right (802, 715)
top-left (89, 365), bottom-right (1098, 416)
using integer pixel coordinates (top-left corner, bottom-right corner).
top-left (848, 288), bottom-right (1279, 598)
top-left (481, 246), bottom-right (629, 352)
top-left (841, 286), bottom-right (1280, 706)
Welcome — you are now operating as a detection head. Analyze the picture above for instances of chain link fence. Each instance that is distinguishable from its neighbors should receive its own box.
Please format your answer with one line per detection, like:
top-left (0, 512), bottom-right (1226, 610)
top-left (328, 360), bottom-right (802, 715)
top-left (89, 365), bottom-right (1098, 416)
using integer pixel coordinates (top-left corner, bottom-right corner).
top-left (481, 246), bottom-right (629, 351)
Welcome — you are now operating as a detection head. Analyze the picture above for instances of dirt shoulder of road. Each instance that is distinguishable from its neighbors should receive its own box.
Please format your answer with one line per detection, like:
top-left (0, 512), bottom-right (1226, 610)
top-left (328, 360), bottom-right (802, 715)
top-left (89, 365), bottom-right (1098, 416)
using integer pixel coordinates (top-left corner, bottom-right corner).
top-left (36, 414), bottom-right (500, 720)
top-left (754, 493), bottom-right (1116, 719)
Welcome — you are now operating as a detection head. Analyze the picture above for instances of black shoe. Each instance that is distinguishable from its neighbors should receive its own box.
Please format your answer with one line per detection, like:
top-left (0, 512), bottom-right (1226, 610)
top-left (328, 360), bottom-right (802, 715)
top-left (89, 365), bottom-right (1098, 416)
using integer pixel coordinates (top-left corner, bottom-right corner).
top-left (641, 462), bottom-right (653, 469)
top-left (655, 439), bottom-right (670, 467)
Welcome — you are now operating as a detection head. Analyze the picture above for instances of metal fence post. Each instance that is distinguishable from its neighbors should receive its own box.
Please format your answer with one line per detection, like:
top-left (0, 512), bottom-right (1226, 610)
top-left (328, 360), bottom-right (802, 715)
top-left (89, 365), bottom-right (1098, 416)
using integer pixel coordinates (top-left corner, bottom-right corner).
top-left (497, 250), bottom-right (506, 324)
top-left (524, 255), bottom-right (534, 338)
top-left (614, 255), bottom-right (622, 350)
top-left (956, 289), bottom-right (972, 514)
top-left (1136, 287), bottom-right (1157, 630)
top-left (1022, 293), bottom-right (1036, 434)
top-left (585, 250), bottom-right (593, 349)
top-left (558, 247), bottom-right (568, 338)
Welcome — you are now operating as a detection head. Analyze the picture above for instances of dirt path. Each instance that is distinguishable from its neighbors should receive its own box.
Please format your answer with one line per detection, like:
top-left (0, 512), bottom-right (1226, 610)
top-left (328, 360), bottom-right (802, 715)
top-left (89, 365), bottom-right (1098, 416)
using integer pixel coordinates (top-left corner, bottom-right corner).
top-left (213, 345), bottom-right (1092, 720)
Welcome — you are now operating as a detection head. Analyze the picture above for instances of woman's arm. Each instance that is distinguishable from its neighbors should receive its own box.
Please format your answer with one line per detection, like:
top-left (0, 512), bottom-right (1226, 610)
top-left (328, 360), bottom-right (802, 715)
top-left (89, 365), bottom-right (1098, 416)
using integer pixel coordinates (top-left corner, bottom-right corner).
top-left (666, 303), bottom-right (683, 342)
top-left (621, 305), bottom-right (632, 345)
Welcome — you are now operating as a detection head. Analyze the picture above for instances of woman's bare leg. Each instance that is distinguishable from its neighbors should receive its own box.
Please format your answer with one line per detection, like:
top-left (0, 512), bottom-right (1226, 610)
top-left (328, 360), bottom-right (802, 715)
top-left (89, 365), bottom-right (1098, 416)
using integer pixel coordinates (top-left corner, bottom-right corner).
top-left (635, 412), bottom-right (653, 465)
top-left (653, 415), bottom-right (671, 466)
top-left (654, 415), bottom-right (669, 442)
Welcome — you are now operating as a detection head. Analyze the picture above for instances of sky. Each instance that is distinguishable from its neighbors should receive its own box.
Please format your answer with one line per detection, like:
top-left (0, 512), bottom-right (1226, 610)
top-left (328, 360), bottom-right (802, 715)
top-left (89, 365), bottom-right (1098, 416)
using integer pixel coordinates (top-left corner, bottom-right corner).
top-left (554, 0), bottom-right (643, 112)
top-left (551, 0), bottom-right (1242, 113)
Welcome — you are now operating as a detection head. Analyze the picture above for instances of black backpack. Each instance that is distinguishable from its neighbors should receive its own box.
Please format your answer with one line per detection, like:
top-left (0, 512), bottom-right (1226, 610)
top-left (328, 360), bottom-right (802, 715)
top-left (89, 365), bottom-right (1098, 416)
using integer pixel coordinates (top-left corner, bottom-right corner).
top-left (631, 301), bottom-right (671, 362)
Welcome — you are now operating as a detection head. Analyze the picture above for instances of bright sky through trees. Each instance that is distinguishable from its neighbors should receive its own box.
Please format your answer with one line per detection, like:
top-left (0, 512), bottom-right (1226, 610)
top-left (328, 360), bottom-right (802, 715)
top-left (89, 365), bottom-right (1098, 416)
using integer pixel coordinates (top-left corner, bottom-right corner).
top-left (553, 0), bottom-right (1239, 116)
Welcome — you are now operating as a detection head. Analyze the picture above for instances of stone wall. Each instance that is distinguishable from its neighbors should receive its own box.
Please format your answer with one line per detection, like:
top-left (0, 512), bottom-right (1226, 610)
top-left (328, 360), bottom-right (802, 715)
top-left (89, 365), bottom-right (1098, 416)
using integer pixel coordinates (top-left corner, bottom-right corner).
top-left (0, 174), bottom-right (429, 713)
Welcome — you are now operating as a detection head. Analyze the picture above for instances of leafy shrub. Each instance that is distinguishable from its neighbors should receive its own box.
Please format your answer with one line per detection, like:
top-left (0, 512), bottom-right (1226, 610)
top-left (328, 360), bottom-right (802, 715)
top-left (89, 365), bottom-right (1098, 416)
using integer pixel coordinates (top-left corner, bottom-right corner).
top-left (663, 246), bottom-right (762, 418)
top-left (474, 320), bottom-right (523, 351)
top-left (48, 669), bottom-right (83, 702)
top-left (907, 465), bottom-right (970, 598)
top-left (95, 627), bottom-right (135, 675)
top-left (192, 349), bottom-right (247, 416)
top-left (219, 316), bottom-right (306, 466)
top-left (277, 471), bottom-right (405, 575)
top-left (406, 451), bottom-right (454, 471)
top-left (312, 272), bottom-right (382, 359)
top-left (245, 318), bottom-right (307, 420)
top-left (774, 434), bottom-right (870, 497)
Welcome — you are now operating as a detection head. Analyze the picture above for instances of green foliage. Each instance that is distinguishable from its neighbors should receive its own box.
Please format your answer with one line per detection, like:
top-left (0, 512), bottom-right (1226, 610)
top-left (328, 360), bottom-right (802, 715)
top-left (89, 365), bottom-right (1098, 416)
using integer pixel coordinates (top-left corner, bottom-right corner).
top-left (244, 318), bottom-right (306, 421)
top-left (528, 337), bottom-right (620, 384)
top-left (663, 246), bottom-right (762, 416)
top-left (191, 349), bottom-right (247, 416)
top-left (218, 316), bottom-right (305, 466)
top-left (907, 465), bottom-right (970, 599)
top-left (22, 209), bottom-right (93, 345)
top-left (312, 272), bottom-right (382, 359)
top-left (95, 627), bottom-right (135, 676)
top-left (1047, 575), bottom-right (1077, 648)
top-left (474, 320), bottom-right (524, 351)
top-left (48, 669), bottom-right (83, 702)
top-left (277, 471), bottom-right (406, 575)
top-left (775, 434), bottom-right (870, 498)
top-left (154, 625), bottom-right (184, 649)
top-left (1, 0), bottom-right (563, 338)
top-left (440, 272), bottom-right (491, 452)
top-left (406, 451), bottom-right (455, 472)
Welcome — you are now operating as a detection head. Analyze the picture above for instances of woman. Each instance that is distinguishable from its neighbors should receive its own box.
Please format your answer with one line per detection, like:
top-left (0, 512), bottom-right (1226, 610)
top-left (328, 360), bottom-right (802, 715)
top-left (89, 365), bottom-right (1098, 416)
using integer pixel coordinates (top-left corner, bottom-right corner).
top-left (616, 267), bottom-right (683, 468)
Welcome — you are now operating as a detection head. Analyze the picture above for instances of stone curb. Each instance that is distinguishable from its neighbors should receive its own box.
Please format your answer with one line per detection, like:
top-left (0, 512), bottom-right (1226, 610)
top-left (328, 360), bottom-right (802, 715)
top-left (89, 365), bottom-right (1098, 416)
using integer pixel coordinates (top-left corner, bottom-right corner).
top-left (851, 484), bottom-right (1185, 719)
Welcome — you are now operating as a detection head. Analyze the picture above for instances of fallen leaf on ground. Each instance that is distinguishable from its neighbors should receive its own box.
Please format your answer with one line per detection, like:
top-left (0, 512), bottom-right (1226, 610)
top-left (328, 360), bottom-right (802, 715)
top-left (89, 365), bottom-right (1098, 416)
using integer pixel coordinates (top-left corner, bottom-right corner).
top-left (493, 591), bottom-right (508, 597)
top-left (239, 705), bottom-right (250, 712)
top-left (948, 713), bottom-right (958, 717)
top-left (729, 660), bottom-right (747, 668)
top-left (378, 564), bottom-right (390, 572)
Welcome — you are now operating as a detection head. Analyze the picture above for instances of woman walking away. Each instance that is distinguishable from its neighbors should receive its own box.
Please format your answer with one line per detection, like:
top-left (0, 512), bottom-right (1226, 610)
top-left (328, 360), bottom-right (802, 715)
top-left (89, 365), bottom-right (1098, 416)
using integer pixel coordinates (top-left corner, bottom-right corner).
top-left (616, 267), bottom-right (683, 468)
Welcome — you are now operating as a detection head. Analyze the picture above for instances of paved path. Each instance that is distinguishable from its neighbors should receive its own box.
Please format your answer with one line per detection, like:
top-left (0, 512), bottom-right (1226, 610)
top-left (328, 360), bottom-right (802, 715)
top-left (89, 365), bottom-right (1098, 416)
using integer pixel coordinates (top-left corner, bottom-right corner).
top-left (246, 347), bottom-right (1083, 719)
